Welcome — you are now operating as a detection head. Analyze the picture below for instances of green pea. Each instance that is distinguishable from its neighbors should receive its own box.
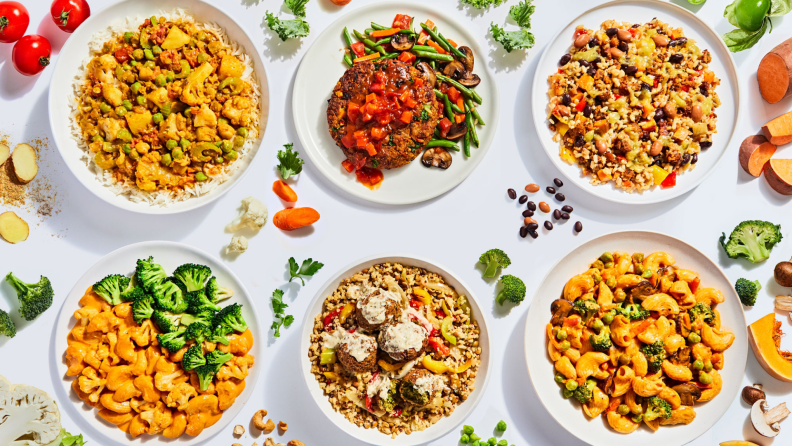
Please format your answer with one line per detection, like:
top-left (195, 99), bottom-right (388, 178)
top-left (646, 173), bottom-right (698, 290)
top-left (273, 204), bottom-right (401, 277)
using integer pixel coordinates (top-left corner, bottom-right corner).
top-left (136, 96), bottom-right (147, 106)
top-left (123, 99), bottom-right (133, 110)
top-left (232, 135), bottom-right (244, 148)
top-left (132, 49), bottom-right (144, 60)
top-left (154, 74), bottom-right (166, 87)
top-left (179, 138), bottom-right (190, 149)
top-left (632, 414), bottom-right (643, 423)
top-left (703, 361), bottom-right (713, 373)
top-left (152, 45), bottom-right (162, 55)
top-left (604, 261), bottom-right (614, 269)
top-left (688, 332), bottom-right (701, 344)
top-left (617, 404), bottom-right (630, 416)
top-left (614, 289), bottom-right (626, 302)
top-left (602, 312), bottom-right (614, 325)
top-left (693, 359), bottom-right (703, 370)
top-left (488, 438), bottom-right (497, 446)
top-left (592, 273), bottom-right (602, 284)
top-left (592, 319), bottom-right (604, 331)
top-left (131, 82), bottom-right (142, 95)
top-left (144, 49), bottom-right (154, 60)
top-left (116, 129), bottom-right (132, 142)
top-left (599, 252), bottom-right (614, 263)
top-left (172, 148), bottom-right (184, 160)
top-left (115, 106), bottom-right (127, 116)
top-left (554, 374), bottom-right (565, 384)
top-left (144, 60), bottom-right (156, 69)
top-left (197, 52), bottom-right (209, 64)
top-left (496, 420), bottom-right (507, 432)
top-left (218, 117), bottom-right (228, 125)
top-left (161, 153), bottom-right (172, 166)
top-left (463, 425), bottom-right (475, 435)
top-left (565, 380), bottom-right (578, 391)
top-left (124, 32), bottom-right (134, 42)
top-left (236, 127), bottom-right (248, 138)
top-left (129, 60), bottom-right (138, 67)
top-left (460, 434), bottom-right (470, 444)
top-left (150, 16), bottom-right (158, 25)
top-left (556, 329), bottom-right (567, 341)
top-left (165, 72), bottom-right (174, 83)
top-left (166, 140), bottom-right (178, 150)
top-left (619, 354), bottom-right (631, 365)
top-left (606, 276), bottom-right (616, 289)
top-left (214, 141), bottom-right (223, 148)
top-left (642, 269), bottom-right (653, 279)
top-left (215, 156), bottom-right (224, 164)
top-left (99, 102), bottom-right (111, 113)
top-left (699, 372), bottom-right (712, 385)
top-left (562, 389), bottom-right (574, 399)
top-left (559, 340), bottom-right (570, 351)
top-left (469, 434), bottom-right (480, 442)
top-left (122, 144), bottom-right (132, 154)
top-left (152, 113), bottom-right (164, 125)
top-left (221, 140), bottom-right (233, 153)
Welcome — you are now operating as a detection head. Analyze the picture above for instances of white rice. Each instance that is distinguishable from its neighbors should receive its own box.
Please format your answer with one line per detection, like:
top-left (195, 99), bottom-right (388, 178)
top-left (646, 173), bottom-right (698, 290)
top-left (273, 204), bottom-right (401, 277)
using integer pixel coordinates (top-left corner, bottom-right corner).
top-left (68, 9), bottom-right (262, 207)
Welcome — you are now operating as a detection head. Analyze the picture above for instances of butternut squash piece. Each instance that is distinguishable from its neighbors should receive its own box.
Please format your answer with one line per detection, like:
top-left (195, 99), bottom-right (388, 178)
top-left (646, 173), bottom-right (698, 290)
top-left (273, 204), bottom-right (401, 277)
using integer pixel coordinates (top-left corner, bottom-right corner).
top-left (748, 313), bottom-right (792, 382)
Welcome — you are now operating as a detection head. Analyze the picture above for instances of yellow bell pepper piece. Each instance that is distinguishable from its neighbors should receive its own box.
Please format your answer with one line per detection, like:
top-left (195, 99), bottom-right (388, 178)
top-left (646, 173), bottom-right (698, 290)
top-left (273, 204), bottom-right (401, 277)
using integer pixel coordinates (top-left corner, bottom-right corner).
top-left (555, 121), bottom-right (569, 136)
top-left (650, 165), bottom-right (669, 185)
top-left (378, 359), bottom-right (404, 372)
top-left (440, 316), bottom-right (456, 345)
top-left (560, 147), bottom-right (576, 164)
top-left (338, 303), bottom-right (355, 324)
top-left (422, 356), bottom-right (474, 374)
top-left (323, 372), bottom-right (340, 380)
top-left (413, 288), bottom-right (432, 305)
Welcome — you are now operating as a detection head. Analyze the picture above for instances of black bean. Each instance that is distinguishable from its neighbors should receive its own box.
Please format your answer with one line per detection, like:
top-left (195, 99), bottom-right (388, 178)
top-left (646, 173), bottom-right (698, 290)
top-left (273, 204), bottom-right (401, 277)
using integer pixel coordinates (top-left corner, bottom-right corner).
top-left (546, 186), bottom-right (556, 194)
top-left (668, 54), bottom-right (684, 64)
top-left (641, 82), bottom-right (652, 91)
top-left (561, 93), bottom-right (571, 106)
top-left (673, 37), bottom-right (688, 46)
top-left (640, 132), bottom-right (651, 142)
top-left (623, 65), bottom-right (638, 76)
top-left (507, 188), bottom-right (516, 199)
top-left (631, 23), bottom-right (640, 28)
top-left (544, 221), bottom-right (554, 230)
top-left (555, 193), bottom-right (566, 201)
top-left (522, 209), bottom-right (534, 217)
top-left (700, 83), bottom-right (709, 97)
top-left (618, 41), bottom-right (629, 52)
top-left (527, 201), bottom-right (537, 211)
top-left (574, 136), bottom-right (585, 147)
top-left (554, 178), bottom-right (564, 187)
top-left (559, 53), bottom-right (572, 66)
top-left (682, 153), bottom-right (691, 165)
top-left (520, 226), bottom-right (528, 238)
top-left (561, 205), bottom-right (573, 213)
top-left (654, 109), bottom-right (666, 121)
top-left (592, 57), bottom-right (602, 65)
top-left (518, 195), bottom-right (528, 204)
top-left (587, 66), bottom-right (597, 76)
top-left (700, 141), bottom-right (712, 149)
top-left (553, 209), bottom-right (562, 220)
top-left (528, 230), bottom-right (539, 239)
top-left (594, 96), bottom-right (604, 107)
top-left (588, 37), bottom-right (598, 47)
top-left (582, 104), bottom-right (592, 117)
top-left (691, 153), bottom-right (699, 164)
top-left (561, 212), bottom-right (570, 220)
top-left (574, 221), bottom-right (583, 232)
top-left (527, 222), bottom-right (539, 231)
top-left (579, 60), bottom-right (591, 68)
top-left (605, 28), bottom-right (617, 37)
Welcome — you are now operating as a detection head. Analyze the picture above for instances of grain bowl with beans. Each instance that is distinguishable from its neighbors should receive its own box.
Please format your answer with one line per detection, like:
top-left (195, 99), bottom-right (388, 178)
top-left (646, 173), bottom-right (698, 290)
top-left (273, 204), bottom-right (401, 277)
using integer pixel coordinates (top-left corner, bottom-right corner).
top-left (308, 262), bottom-right (481, 438)
top-left (547, 19), bottom-right (721, 192)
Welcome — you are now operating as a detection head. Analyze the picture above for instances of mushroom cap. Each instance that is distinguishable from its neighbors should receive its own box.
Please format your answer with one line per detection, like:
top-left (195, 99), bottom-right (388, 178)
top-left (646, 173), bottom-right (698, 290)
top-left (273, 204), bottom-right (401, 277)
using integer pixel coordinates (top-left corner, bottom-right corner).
top-left (751, 400), bottom-right (780, 437)
top-left (421, 148), bottom-right (452, 169)
top-left (550, 299), bottom-right (573, 325)
top-left (415, 61), bottom-right (436, 88)
top-left (445, 122), bottom-right (468, 141)
top-left (390, 33), bottom-right (415, 51)
top-left (458, 46), bottom-right (474, 72)
top-left (672, 382), bottom-right (701, 406)
top-left (774, 261), bottom-right (792, 287)
top-left (442, 60), bottom-right (465, 78)
top-left (742, 385), bottom-right (766, 406)
top-left (457, 72), bottom-right (481, 88)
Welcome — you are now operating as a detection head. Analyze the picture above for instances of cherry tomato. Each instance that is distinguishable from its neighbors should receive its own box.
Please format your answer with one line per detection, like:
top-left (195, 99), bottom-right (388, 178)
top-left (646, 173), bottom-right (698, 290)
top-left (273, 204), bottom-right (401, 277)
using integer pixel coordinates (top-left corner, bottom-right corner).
top-left (0, 1), bottom-right (29, 43)
top-left (50, 0), bottom-right (90, 33)
top-left (329, 0), bottom-right (352, 5)
top-left (12, 35), bottom-right (51, 76)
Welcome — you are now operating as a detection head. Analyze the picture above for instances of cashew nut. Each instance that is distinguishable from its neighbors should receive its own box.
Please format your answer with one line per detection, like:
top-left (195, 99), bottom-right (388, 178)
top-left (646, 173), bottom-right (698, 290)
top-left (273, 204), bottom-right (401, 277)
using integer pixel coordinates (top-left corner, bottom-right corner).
top-left (278, 421), bottom-right (288, 434)
top-left (233, 444), bottom-right (243, 446)
top-left (265, 438), bottom-right (286, 446)
top-left (287, 441), bottom-right (306, 446)
top-left (233, 424), bottom-right (245, 436)
top-left (252, 409), bottom-right (268, 430)
top-left (262, 418), bottom-right (275, 434)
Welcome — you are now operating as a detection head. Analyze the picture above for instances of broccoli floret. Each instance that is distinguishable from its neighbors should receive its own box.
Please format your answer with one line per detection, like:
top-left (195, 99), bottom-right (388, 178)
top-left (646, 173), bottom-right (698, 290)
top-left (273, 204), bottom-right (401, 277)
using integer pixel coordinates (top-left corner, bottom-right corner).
top-left (121, 277), bottom-right (144, 302)
top-left (589, 327), bottom-right (612, 352)
top-left (205, 349), bottom-right (234, 371)
top-left (688, 303), bottom-right (715, 325)
top-left (157, 328), bottom-right (187, 353)
top-left (151, 278), bottom-right (188, 313)
top-left (185, 322), bottom-right (211, 344)
top-left (0, 309), bottom-right (16, 338)
top-left (641, 341), bottom-right (666, 373)
top-left (135, 257), bottom-right (169, 292)
top-left (573, 380), bottom-right (596, 404)
top-left (173, 263), bottom-right (212, 292)
top-left (92, 274), bottom-right (130, 306)
top-left (185, 290), bottom-right (221, 313)
top-left (614, 303), bottom-right (649, 320)
top-left (720, 220), bottom-right (782, 263)
top-left (5, 273), bottom-right (54, 321)
top-left (210, 324), bottom-right (232, 345)
top-left (194, 364), bottom-right (216, 391)
top-left (180, 310), bottom-right (214, 327)
top-left (479, 249), bottom-right (511, 278)
top-left (132, 294), bottom-right (155, 324)
top-left (644, 396), bottom-right (672, 422)
top-left (496, 274), bottom-right (526, 306)
top-left (735, 278), bottom-right (761, 306)
top-left (205, 276), bottom-right (233, 304)
top-left (181, 344), bottom-right (206, 371)
top-left (572, 299), bottom-right (600, 322)
top-left (151, 310), bottom-right (182, 333)
top-left (213, 303), bottom-right (248, 333)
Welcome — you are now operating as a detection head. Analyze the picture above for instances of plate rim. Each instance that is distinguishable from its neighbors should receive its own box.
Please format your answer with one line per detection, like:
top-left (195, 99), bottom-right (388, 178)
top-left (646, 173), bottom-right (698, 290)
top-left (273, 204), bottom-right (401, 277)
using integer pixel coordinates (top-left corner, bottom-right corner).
top-left (530, 0), bottom-right (741, 205)
top-left (46, 0), bottom-right (271, 215)
top-left (298, 253), bottom-right (493, 445)
top-left (50, 240), bottom-right (263, 445)
top-left (523, 229), bottom-right (748, 446)
top-left (292, 0), bottom-right (500, 205)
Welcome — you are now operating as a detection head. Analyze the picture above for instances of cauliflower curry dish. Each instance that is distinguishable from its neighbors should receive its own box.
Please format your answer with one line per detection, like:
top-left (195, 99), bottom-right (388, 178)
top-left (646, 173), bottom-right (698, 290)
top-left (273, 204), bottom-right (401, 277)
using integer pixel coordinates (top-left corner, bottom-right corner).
top-left (65, 256), bottom-right (254, 439)
top-left (75, 15), bottom-right (258, 194)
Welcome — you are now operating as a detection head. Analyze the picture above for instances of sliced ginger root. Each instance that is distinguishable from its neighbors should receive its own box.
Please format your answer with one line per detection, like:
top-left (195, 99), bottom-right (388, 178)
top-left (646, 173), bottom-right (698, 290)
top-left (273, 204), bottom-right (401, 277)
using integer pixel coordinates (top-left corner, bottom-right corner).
top-left (0, 211), bottom-right (29, 243)
top-left (0, 144), bottom-right (9, 166)
top-left (11, 143), bottom-right (38, 183)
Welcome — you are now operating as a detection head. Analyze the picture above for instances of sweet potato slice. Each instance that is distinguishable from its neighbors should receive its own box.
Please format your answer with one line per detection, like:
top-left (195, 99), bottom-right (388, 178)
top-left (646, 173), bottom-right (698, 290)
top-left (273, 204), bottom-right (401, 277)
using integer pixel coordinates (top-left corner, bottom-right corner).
top-left (764, 159), bottom-right (792, 195)
top-left (762, 112), bottom-right (792, 145)
top-left (0, 144), bottom-right (9, 166)
top-left (0, 211), bottom-right (29, 243)
top-left (758, 37), bottom-right (792, 104)
top-left (739, 135), bottom-right (777, 177)
top-left (10, 143), bottom-right (38, 183)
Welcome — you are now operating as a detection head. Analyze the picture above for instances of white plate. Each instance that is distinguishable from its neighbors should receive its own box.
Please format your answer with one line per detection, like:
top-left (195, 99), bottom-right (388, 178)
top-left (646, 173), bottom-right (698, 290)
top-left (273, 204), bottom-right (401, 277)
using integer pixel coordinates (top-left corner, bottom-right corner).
top-left (48, 0), bottom-right (269, 214)
top-left (50, 241), bottom-right (262, 445)
top-left (293, 2), bottom-right (499, 205)
top-left (531, 0), bottom-right (739, 205)
top-left (524, 231), bottom-right (748, 446)
top-left (299, 254), bottom-right (491, 445)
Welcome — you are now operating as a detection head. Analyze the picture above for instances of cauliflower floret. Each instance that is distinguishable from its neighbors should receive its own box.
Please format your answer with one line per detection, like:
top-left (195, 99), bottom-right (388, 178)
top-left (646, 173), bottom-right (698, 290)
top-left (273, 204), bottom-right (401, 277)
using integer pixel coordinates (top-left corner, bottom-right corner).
top-left (140, 401), bottom-right (174, 435)
top-left (89, 54), bottom-right (117, 83)
top-left (77, 366), bottom-right (106, 403)
top-left (164, 382), bottom-right (197, 411)
top-left (227, 236), bottom-right (248, 254)
top-left (226, 197), bottom-right (267, 232)
top-left (154, 370), bottom-right (188, 392)
top-left (215, 355), bottom-right (255, 381)
top-left (0, 377), bottom-right (62, 445)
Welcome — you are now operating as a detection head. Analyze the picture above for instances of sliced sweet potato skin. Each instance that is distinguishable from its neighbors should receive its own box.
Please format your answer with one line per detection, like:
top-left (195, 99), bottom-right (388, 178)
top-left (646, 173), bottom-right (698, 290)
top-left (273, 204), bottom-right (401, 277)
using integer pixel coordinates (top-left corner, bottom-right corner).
top-left (740, 135), bottom-right (776, 176)
top-left (762, 111), bottom-right (792, 145)
top-left (758, 37), bottom-right (792, 104)
top-left (764, 158), bottom-right (792, 195)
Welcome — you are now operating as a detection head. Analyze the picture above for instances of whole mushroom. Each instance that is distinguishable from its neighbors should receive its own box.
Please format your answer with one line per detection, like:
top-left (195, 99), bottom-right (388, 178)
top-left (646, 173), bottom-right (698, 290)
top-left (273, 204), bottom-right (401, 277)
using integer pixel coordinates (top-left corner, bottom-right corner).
top-left (742, 384), bottom-right (766, 406)
top-left (774, 257), bottom-right (792, 287)
top-left (750, 398), bottom-right (790, 437)
top-left (421, 148), bottom-right (452, 169)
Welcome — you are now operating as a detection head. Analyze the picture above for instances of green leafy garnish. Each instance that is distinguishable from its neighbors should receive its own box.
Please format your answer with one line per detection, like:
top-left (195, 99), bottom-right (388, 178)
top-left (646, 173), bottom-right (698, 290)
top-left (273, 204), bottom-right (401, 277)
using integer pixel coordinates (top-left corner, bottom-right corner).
top-left (509, 0), bottom-right (535, 28)
top-left (722, 19), bottom-right (768, 52)
top-left (265, 12), bottom-right (310, 41)
top-left (460, 0), bottom-right (506, 9)
top-left (490, 23), bottom-right (535, 53)
top-left (270, 289), bottom-right (294, 338)
top-left (288, 257), bottom-right (324, 285)
top-left (277, 143), bottom-right (304, 179)
top-left (417, 103), bottom-right (431, 121)
top-left (60, 430), bottom-right (87, 446)
top-left (721, 0), bottom-right (792, 52)
top-left (285, 0), bottom-right (309, 17)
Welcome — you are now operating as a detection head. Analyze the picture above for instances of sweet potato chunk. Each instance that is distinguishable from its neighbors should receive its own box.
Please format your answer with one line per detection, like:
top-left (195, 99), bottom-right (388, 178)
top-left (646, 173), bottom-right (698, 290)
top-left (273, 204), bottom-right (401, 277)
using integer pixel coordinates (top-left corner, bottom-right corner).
top-left (764, 159), bottom-right (792, 195)
top-left (0, 143), bottom-right (9, 166)
top-left (762, 111), bottom-right (792, 145)
top-left (0, 211), bottom-right (29, 243)
top-left (11, 143), bottom-right (38, 183)
top-left (758, 37), bottom-right (792, 104)
top-left (739, 135), bottom-right (777, 177)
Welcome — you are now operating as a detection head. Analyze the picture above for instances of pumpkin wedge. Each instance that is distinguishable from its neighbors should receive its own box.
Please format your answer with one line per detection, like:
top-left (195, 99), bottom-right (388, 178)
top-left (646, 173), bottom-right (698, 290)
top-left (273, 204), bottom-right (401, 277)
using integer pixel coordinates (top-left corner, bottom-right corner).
top-left (748, 313), bottom-right (792, 382)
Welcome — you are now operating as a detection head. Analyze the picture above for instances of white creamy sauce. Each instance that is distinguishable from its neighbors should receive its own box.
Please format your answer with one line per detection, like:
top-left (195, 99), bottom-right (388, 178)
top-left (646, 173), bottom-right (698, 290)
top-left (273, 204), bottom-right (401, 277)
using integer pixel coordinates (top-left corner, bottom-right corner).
top-left (381, 322), bottom-right (426, 353)
top-left (366, 375), bottom-right (393, 400)
top-left (358, 290), bottom-right (400, 325)
top-left (322, 328), bottom-right (375, 362)
top-left (413, 374), bottom-right (446, 396)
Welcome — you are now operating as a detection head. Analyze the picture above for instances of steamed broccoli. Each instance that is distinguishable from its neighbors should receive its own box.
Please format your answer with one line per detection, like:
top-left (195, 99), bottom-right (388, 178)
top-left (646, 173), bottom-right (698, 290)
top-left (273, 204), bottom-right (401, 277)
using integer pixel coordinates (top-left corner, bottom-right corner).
top-left (496, 274), bottom-right (526, 306)
top-left (0, 309), bottom-right (16, 338)
top-left (185, 322), bottom-right (212, 344)
top-left (206, 349), bottom-right (234, 370)
top-left (641, 341), bottom-right (666, 373)
top-left (5, 273), bottom-right (54, 321)
top-left (151, 279), bottom-right (188, 313)
top-left (132, 294), bottom-right (155, 324)
top-left (688, 303), bottom-right (715, 325)
top-left (194, 364), bottom-right (216, 391)
top-left (135, 257), bottom-right (169, 292)
top-left (644, 396), bottom-right (672, 422)
top-left (573, 379), bottom-right (596, 404)
top-left (173, 263), bottom-right (212, 292)
top-left (572, 299), bottom-right (600, 322)
top-left (213, 303), bottom-right (248, 333)
top-left (614, 303), bottom-right (649, 320)
top-left (92, 274), bottom-right (130, 306)
top-left (157, 328), bottom-right (187, 353)
top-left (735, 278), bottom-right (761, 306)
top-left (589, 327), bottom-right (612, 352)
top-left (181, 310), bottom-right (214, 327)
top-left (151, 310), bottom-right (182, 333)
top-left (720, 220), bottom-right (782, 263)
top-left (185, 291), bottom-right (221, 313)
top-left (210, 324), bottom-right (232, 345)
top-left (181, 344), bottom-right (206, 371)
top-left (205, 276), bottom-right (233, 304)
top-left (121, 277), bottom-right (144, 302)
top-left (479, 249), bottom-right (511, 278)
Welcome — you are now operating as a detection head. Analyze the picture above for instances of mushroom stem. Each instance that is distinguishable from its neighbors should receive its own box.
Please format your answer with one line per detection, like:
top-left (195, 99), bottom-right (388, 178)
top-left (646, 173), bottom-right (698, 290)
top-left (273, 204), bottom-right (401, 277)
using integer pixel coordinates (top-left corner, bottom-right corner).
top-left (766, 402), bottom-right (791, 425)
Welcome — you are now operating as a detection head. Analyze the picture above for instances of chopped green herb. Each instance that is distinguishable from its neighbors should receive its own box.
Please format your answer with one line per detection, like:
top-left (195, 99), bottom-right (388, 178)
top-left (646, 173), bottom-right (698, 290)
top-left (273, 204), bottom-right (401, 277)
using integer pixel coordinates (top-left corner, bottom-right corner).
top-left (270, 289), bottom-right (294, 338)
top-left (288, 257), bottom-right (324, 285)
top-left (276, 143), bottom-right (305, 180)
top-left (265, 12), bottom-right (310, 41)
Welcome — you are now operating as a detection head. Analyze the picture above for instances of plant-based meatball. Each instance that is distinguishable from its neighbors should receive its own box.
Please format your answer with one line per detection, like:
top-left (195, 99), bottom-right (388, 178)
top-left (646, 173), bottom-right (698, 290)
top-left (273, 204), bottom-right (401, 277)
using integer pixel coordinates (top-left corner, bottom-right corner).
top-left (355, 289), bottom-right (402, 331)
top-left (327, 59), bottom-right (440, 170)
top-left (399, 369), bottom-right (446, 406)
top-left (336, 331), bottom-right (378, 373)
top-left (378, 321), bottom-right (428, 362)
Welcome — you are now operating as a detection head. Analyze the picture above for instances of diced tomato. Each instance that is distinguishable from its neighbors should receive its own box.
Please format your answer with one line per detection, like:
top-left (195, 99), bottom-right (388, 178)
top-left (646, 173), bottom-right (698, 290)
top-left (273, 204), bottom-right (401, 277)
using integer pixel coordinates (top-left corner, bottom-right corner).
top-left (428, 338), bottom-right (450, 357)
top-left (341, 159), bottom-right (355, 172)
top-left (680, 85), bottom-right (690, 92)
top-left (575, 99), bottom-right (586, 112)
top-left (404, 97), bottom-right (417, 109)
top-left (347, 103), bottom-right (361, 122)
top-left (399, 111), bottom-right (413, 124)
top-left (350, 42), bottom-right (366, 58)
top-left (365, 142), bottom-right (378, 156)
top-left (413, 78), bottom-right (424, 88)
top-left (439, 117), bottom-right (452, 133)
top-left (362, 113), bottom-right (373, 122)
top-left (370, 83), bottom-right (384, 93)
top-left (573, 28), bottom-right (588, 38)
top-left (409, 299), bottom-right (423, 309)
top-left (435, 310), bottom-right (445, 318)
top-left (354, 129), bottom-right (367, 138)
top-left (653, 78), bottom-right (659, 88)
top-left (370, 127), bottom-right (386, 140)
top-left (447, 86), bottom-right (461, 103)
top-left (392, 14), bottom-right (412, 30)
top-left (398, 51), bottom-right (416, 63)
top-left (341, 133), bottom-right (356, 149)
top-left (377, 114), bottom-right (392, 126)
top-left (355, 166), bottom-right (383, 189)
top-left (348, 327), bottom-right (356, 333)
top-left (366, 93), bottom-right (377, 104)
top-left (629, 28), bottom-right (637, 36)
top-left (614, 94), bottom-right (622, 100)
top-left (375, 71), bottom-right (388, 84)
top-left (114, 47), bottom-right (132, 63)
top-left (356, 137), bottom-right (368, 149)
top-left (661, 171), bottom-right (677, 189)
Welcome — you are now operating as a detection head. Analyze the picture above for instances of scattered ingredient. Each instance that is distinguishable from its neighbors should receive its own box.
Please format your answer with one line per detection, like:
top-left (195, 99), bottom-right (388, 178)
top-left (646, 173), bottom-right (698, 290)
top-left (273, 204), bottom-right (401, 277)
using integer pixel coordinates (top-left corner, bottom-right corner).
top-left (758, 37), bottom-right (792, 103)
top-left (574, 221), bottom-right (583, 232)
top-left (750, 397), bottom-right (790, 437)
top-left (496, 420), bottom-right (507, 432)
top-left (762, 111), bottom-right (792, 145)
top-left (56, 429), bottom-right (87, 446)
top-left (329, 0), bottom-right (351, 5)
top-left (278, 420), bottom-right (288, 433)
top-left (227, 235), bottom-right (249, 254)
top-left (265, 0), bottom-right (310, 41)
top-left (479, 248), bottom-right (511, 278)
top-left (272, 207), bottom-right (320, 231)
top-left (720, 442), bottom-right (761, 446)
top-left (460, 0), bottom-right (506, 9)
top-left (0, 375), bottom-right (62, 445)
top-left (11, 34), bottom-right (50, 76)
top-left (748, 313), bottom-right (792, 382)
top-left (0, 143), bottom-right (8, 166)
top-left (743, 384), bottom-right (767, 405)
top-left (525, 183), bottom-right (539, 192)
top-left (775, 295), bottom-right (792, 311)
top-left (775, 257), bottom-right (792, 286)
top-left (0, 210), bottom-right (29, 243)
top-left (288, 257), bottom-right (324, 285)
top-left (490, 0), bottom-right (535, 53)
top-left (538, 202), bottom-right (550, 213)
top-left (276, 143), bottom-right (304, 180)
top-left (234, 424), bottom-right (245, 436)
top-left (5, 272), bottom-right (53, 321)
top-left (739, 135), bottom-right (776, 177)
top-left (273, 180), bottom-right (298, 202)
top-left (0, 1), bottom-right (28, 43)
top-left (227, 196), bottom-right (268, 232)
top-left (10, 143), bottom-right (38, 183)
top-left (722, 0), bottom-right (792, 52)
top-left (735, 278), bottom-right (761, 306)
top-left (252, 409), bottom-right (268, 431)
top-left (50, 0), bottom-right (91, 33)
top-left (458, 423), bottom-right (515, 446)
top-left (720, 220), bottom-right (782, 263)
top-left (496, 274), bottom-right (526, 306)
top-left (270, 288), bottom-right (294, 338)
top-left (764, 158), bottom-right (792, 195)
top-left (0, 308), bottom-right (15, 338)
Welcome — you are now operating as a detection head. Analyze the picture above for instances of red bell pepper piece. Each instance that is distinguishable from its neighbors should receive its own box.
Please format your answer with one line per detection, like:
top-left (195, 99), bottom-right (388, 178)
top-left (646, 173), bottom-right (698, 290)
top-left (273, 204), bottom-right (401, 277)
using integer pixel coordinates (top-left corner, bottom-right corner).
top-left (398, 51), bottom-right (416, 63)
top-left (447, 86), bottom-right (461, 103)
top-left (661, 171), bottom-right (676, 189)
top-left (409, 299), bottom-right (423, 309)
top-left (428, 337), bottom-right (450, 357)
top-left (390, 407), bottom-right (403, 417)
top-left (439, 117), bottom-right (452, 133)
top-left (575, 99), bottom-right (586, 112)
top-left (689, 277), bottom-right (700, 293)
top-left (324, 309), bottom-right (341, 327)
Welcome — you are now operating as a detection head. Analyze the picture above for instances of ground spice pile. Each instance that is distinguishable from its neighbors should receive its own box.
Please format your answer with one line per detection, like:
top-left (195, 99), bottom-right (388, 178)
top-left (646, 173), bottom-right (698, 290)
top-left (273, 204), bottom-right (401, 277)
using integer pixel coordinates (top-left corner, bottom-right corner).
top-left (0, 135), bottom-right (62, 221)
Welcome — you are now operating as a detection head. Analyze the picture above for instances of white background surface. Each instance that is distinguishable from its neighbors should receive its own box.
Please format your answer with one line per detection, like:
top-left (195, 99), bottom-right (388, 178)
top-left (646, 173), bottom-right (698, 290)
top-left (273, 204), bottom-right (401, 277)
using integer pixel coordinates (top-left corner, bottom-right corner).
top-left (1, 0), bottom-right (791, 445)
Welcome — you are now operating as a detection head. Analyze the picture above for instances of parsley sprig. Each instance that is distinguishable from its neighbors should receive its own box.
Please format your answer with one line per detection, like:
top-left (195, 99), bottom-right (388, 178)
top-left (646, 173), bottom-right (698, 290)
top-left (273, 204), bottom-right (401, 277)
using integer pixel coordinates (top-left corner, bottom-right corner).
top-left (270, 289), bottom-right (294, 338)
top-left (288, 257), bottom-right (324, 285)
top-left (277, 143), bottom-right (305, 180)
top-left (460, 0), bottom-right (507, 9)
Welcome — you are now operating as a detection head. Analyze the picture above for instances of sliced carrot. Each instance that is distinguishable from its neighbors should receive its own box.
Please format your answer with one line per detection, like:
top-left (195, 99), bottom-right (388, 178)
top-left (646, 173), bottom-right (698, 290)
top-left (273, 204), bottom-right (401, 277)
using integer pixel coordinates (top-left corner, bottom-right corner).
top-left (371, 28), bottom-right (400, 38)
top-left (424, 19), bottom-right (435, 29)
top-left (354, 52), bottom-right (380, 63)
top-left (454, 113), bottom-right (465, 124)
top-left (272, 180), bottom-right (298, 202)
top-left (417, 33), bottom-right (429, 44)
top-left (426, 40), bottom-right (447, 55)
top-left (273, 207), bottom-right (320, 231)
top-left (447, 38), bottom-right (458, 47)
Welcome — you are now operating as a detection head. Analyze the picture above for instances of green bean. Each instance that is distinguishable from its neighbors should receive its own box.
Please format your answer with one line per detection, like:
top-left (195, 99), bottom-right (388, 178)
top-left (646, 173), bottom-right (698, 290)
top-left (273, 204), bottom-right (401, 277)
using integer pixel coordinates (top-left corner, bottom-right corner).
top-left (434, 127), bottom-right (441, 138)
top-left (353, 30), bottom-right (388, 56)
top-left (371, 22), bottom-right (388, 31)
top-left (442, 92), bottom-right (454, 120)
top-left (463, 131), bottom-right (470, 157)
top-left (427, 139), bottom-right (458, 148)
top-left (430, 60), bottom-right (436, 70)
top-left (437, 73), bottom-right (482, 104)
top-left (412, 44), bottom-right (437, 53)
top-left (374, 38), bottom-right (390, 46)
top-left (364, 28), bottom-right (374, 36)
top-left (438, 33), bottom-right (465, 59)
top-left (466, 108), bottom-right (480, 147)
top-left (342, 54), bottom-right (352, 66)
top-left (124, 32), bottom-right (134, 43)
top-left (343, 27), bottom-right (354, 47)
top-left (435, 90), bottom-right (464, 113)
top-left (419, 23), bottom-right (449, 52)
top-left (466, 99), bottom-right (485, 126)
top-left (412, 51), bottom-right (453, 62)
top-left (379, 52), bottom-right (399, 59)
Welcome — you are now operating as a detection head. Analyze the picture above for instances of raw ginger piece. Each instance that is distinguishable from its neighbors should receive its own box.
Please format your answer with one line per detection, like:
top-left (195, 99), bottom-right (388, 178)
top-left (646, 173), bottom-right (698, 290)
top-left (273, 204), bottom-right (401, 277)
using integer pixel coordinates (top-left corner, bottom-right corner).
top-left (762, 112), bottom-right (792, 146)
top-left (11, 143), bottom-right (38, 183)
top-left (0, 144), bottom-right (9, 166)
top-left (758, 37), bottom-right (792, 104)
top-left (0, 211), bottom-right (29, 243)
top-left (739, 135), bottom-right (776, 177)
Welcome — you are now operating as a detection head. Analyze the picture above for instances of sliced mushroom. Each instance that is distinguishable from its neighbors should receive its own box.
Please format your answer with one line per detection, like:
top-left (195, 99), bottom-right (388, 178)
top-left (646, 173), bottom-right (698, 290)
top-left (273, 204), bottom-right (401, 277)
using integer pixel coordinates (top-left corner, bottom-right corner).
top-left (457, 46), bottom-right (474, 72)
top-left (751, 399), bottom-right (790, 437)
top-left (457, 71), bottom-right (481, 88)
top-left (550, 299), bottom-right (573, 325)
top-left (672, 383), bottom-right (701, 406)
top-left (415, 61), bottom-right (436, 87)
top-left (676, 313), bottom-right (692, 338)
top-left (390, 33), bottom-right (415, 51)
top-left (628, 280), bottom-right (656, 300)
top-left (445, 122), bottom-right (468, 140)
top-left (421, 147), bottom-right (452, 169)
top-left (669, 346), bottom-right (690, 367)
top-left (442, 60), bottom-right (465, 78)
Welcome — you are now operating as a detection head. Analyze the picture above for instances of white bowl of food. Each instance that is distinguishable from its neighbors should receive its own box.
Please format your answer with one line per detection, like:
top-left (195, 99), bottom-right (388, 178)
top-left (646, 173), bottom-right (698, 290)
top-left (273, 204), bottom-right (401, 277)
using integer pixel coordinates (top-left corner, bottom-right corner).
top-left (48, 0), bottom-right (269, 214)
top-left (525, 230), bottom-right (748, 446)
top-left (299, 254), bottom-right (491, 445)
